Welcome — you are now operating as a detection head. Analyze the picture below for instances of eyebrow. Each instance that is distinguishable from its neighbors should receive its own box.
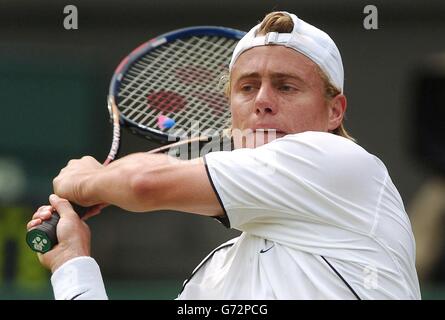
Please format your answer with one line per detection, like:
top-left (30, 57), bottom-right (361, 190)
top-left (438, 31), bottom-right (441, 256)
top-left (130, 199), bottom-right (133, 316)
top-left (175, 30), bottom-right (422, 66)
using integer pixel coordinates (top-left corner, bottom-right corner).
top-left (234, 71), bottom-right (307, 85)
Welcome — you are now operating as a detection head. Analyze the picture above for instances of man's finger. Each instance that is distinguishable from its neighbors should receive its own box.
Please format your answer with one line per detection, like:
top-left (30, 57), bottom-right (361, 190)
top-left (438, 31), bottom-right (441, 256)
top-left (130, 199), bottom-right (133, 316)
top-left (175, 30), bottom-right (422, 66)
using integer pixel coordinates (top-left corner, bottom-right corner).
top-left (49, 194), bottom-right (77, 218)
top-left (37, 205), bottom-right (52, 213)
top-left (82, 203), bottom-right (108, 220)
top-left (27, 218), bottom-right (42, 230)
top-left (32, 206), bottom-right (52, 220)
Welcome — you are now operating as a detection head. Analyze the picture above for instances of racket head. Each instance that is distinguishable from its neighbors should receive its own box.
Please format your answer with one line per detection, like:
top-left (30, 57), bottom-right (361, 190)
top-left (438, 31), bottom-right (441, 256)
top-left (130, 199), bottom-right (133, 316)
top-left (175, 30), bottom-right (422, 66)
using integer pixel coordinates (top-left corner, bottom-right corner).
top-left (108, 26), bottom-right (245, 146)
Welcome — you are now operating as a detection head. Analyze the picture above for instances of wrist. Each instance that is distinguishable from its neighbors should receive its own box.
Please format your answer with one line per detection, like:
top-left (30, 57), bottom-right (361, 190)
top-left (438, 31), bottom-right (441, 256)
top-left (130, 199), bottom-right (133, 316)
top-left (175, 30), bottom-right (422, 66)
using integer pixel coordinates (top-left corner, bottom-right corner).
top-left (50, 251), bottom-right (90, 273)
top-left (81, 170), bottom-right (102, 206)
top-left (48, 238), bottom-right (91, 273)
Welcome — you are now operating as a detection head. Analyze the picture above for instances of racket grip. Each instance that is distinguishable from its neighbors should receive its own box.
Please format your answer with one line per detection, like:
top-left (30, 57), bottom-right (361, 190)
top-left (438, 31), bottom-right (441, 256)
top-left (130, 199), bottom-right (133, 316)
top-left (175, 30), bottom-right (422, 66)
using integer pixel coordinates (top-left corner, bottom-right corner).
top-left (26, 203), bottom-right (86, 253)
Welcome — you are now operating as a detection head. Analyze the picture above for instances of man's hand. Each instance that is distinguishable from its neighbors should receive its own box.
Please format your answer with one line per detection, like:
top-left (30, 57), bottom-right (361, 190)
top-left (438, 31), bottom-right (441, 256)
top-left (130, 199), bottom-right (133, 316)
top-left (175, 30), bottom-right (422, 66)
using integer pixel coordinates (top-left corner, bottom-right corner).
top-left (53, 156), bottom-right (103, 206)
top-left (26, 194), bottom-right (91, 273)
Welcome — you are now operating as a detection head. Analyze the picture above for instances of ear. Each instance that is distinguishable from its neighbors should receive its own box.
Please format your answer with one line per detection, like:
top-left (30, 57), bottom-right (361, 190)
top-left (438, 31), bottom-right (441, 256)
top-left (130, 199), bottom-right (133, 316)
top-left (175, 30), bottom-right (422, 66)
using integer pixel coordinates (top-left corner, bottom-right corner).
top-left (327, 94), bottom-right (347, 132)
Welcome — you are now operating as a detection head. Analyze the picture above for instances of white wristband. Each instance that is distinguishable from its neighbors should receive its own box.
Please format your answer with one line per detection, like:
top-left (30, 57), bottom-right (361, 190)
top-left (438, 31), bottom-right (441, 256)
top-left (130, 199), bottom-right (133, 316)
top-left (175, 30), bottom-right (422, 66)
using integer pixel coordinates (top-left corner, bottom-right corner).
top-left (51, 256), bottom-right (108, 300)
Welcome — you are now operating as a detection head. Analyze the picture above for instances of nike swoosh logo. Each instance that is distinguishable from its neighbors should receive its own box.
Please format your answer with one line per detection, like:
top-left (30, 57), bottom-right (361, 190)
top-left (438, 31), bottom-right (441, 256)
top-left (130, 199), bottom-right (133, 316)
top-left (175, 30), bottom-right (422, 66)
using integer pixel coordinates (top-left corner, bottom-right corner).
top-left (260, 244), bottom-right (275, 253)
top-left (69, 291), bottom-right (88, 300)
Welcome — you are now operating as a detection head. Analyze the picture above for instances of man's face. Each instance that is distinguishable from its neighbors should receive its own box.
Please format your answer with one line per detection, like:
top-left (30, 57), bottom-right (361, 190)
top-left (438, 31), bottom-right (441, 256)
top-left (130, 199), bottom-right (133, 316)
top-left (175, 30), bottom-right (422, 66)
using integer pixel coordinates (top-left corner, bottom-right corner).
top-left (229, 45), bottom-right (340, 148)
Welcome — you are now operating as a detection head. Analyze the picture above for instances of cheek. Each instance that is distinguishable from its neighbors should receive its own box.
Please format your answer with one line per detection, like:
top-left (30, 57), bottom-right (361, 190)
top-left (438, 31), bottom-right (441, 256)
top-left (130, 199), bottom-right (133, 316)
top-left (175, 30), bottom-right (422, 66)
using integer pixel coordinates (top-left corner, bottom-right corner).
top-left (230, 108), bottom-right (244, 129)
top-left (229, 97), bottom-right (250, 128)
top-left (285, 97), bottom-right (329, 131)
top-left (306, 100), bottom-right (330, 128)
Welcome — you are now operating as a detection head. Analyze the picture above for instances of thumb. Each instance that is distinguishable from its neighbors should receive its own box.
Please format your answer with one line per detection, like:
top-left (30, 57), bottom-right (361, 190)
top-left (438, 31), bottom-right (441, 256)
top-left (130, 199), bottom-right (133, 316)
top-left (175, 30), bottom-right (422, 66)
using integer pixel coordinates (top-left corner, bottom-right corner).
top-left (49, 194), bottom-right (77, 218)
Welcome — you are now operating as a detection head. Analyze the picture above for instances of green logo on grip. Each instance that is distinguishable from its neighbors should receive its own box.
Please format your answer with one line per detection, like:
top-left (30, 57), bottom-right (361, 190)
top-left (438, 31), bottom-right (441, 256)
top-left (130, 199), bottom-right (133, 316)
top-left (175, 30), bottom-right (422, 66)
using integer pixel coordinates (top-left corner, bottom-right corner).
top-left (26, 230), bottom-right (52, 253)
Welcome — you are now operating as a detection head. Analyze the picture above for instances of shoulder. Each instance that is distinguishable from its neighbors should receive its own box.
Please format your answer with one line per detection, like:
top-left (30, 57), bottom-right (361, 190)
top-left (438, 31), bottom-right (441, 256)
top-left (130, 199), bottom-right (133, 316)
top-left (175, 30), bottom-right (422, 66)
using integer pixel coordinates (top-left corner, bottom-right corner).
top-left (268, 132), bottom-right (389, 185)
top-left (274, 131), bottom-right (364, 155)
top-left (269, 131), bottom-right (378, 166)
top-left (207, 131), bottom-right (387, 176)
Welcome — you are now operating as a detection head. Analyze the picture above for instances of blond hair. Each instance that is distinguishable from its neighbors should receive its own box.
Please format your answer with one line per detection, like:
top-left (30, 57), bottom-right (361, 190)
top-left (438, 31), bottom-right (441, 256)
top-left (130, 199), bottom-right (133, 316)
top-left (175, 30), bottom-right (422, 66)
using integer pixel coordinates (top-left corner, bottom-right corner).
top-left (224, 12), bottom-right (355, 142)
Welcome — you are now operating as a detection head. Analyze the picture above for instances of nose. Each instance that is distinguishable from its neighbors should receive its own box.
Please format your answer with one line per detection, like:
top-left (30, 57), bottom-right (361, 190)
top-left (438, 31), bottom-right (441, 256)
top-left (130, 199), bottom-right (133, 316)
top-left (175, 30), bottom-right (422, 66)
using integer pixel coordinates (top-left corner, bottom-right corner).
top-left (254, 83), bottom-right (278, 116)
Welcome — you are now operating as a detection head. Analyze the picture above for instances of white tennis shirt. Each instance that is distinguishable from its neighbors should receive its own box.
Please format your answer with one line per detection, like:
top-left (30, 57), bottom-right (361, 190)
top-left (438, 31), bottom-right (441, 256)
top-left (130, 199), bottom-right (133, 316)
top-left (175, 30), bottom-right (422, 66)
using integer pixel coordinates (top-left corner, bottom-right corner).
top-left (51, 131), bottom-right (421, 299)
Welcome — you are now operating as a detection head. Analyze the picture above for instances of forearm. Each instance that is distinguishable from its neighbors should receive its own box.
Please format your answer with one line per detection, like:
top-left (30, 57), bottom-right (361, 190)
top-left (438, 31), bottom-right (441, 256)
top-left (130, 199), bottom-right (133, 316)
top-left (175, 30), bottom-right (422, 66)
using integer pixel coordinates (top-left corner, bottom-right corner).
top-left (85, 152), bottom-right (177, 212)
top-left (54, 151), bottom-right (221, 216)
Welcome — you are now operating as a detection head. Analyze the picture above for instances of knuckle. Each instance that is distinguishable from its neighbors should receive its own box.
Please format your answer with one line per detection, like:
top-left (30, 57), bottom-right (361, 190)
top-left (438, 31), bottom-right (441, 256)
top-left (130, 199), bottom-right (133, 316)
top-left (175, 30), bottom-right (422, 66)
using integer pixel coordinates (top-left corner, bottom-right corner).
top-left (83, 155), bottom-right (95, 162)
top-left (58, 198), bottom-right (69, 206)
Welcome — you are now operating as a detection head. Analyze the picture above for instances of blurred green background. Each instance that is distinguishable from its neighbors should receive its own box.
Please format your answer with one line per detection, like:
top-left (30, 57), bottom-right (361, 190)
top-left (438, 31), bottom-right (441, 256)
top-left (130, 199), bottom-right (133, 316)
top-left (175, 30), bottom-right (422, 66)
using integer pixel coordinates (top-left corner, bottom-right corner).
top-left (1, 0), bottom-right (445, 299)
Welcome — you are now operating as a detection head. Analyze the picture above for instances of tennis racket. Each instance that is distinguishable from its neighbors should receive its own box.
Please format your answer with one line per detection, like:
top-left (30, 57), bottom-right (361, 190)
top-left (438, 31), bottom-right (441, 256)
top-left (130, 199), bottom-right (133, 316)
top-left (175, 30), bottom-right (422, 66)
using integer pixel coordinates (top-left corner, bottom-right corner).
top-left (26, 26), bottom-right (245, 253)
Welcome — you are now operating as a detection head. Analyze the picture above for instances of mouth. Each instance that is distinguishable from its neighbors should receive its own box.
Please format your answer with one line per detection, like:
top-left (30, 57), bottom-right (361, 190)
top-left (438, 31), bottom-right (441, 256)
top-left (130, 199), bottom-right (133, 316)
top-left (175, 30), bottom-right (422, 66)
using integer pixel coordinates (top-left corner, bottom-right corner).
top-left (232, 127), bottom-right (287, 149)
top-left (250, 128), bottom-right (287, 137)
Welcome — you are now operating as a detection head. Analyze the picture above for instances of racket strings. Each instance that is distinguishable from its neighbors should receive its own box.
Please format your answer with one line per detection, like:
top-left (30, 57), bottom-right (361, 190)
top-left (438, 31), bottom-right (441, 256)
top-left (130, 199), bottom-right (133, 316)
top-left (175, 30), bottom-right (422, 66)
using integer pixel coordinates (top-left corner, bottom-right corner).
top-left (173, 37), bottom-right (235, 136)
top-left (120, 41), bottom-right (188, 121)
top-left (123, 36), bottom-right (230, 124)
top-left (120, 40), bottom-right (202, 126)
top-left (128, 39), bottom-right (232, 131)
top-left (117, 35), bottom-right (237, 138)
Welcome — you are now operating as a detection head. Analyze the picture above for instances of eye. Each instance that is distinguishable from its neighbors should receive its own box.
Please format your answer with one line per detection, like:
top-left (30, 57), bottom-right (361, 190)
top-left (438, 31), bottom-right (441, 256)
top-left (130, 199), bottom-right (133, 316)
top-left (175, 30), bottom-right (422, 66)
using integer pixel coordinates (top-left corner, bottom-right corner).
top-left (240, 84), bottom-right (256, 93)
top-left (279, 84), bottom-right (297, 92)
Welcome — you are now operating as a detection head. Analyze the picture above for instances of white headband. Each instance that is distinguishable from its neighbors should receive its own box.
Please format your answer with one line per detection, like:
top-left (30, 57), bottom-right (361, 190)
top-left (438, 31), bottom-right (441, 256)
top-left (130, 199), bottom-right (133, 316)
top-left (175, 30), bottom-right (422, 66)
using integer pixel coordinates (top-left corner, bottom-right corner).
top-left (229, 12), bottom-right (344, 92)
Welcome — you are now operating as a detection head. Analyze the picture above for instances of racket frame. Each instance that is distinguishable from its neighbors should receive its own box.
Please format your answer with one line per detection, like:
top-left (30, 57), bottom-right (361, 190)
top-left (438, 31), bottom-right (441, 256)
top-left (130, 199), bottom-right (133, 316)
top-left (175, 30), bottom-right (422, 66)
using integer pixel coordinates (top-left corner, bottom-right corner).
top-left (108, 26), bottom-right (245, 146)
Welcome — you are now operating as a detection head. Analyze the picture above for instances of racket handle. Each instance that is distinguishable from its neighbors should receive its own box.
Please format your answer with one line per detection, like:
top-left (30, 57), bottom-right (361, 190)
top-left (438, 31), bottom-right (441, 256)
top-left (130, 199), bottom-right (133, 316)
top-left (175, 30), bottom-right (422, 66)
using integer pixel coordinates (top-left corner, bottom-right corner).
top-left (26, 204), bottom-right (86, 253)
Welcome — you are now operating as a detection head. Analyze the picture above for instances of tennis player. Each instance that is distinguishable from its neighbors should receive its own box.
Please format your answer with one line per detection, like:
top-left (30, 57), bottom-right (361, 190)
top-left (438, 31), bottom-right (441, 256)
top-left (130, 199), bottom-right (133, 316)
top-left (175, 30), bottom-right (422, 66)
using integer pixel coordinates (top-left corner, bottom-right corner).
top-left (27, 11), bottom-right (421, 299)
